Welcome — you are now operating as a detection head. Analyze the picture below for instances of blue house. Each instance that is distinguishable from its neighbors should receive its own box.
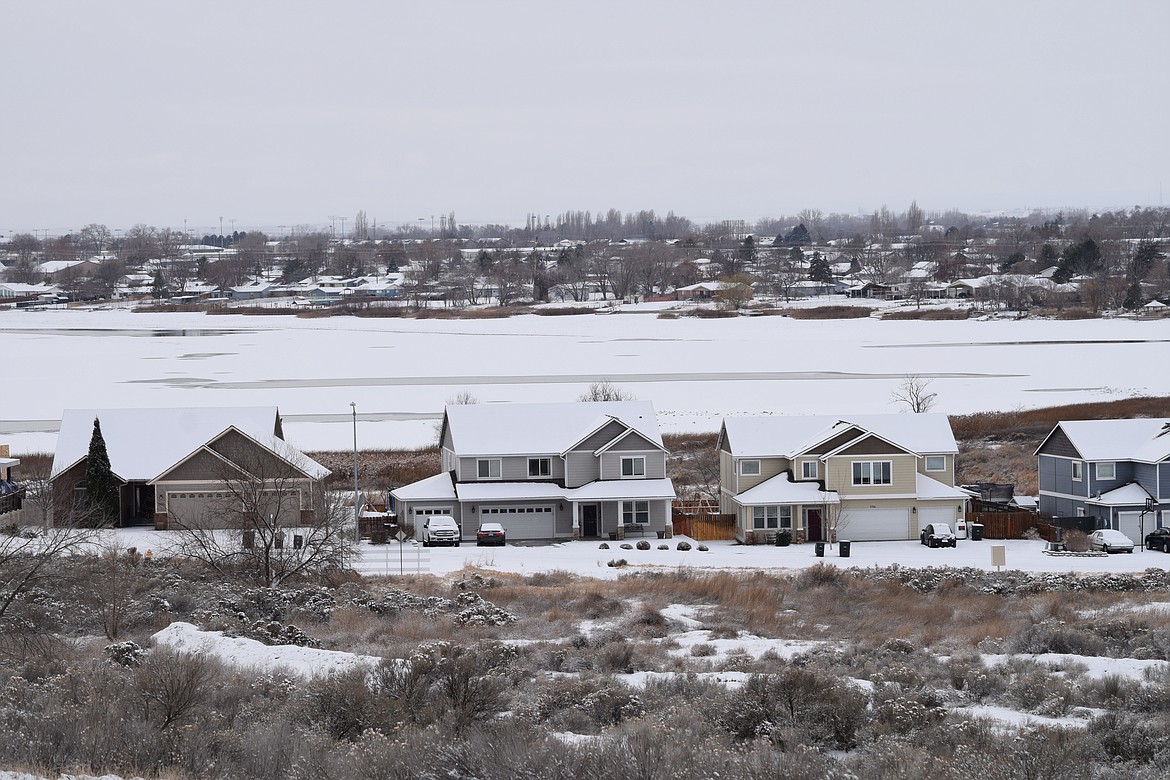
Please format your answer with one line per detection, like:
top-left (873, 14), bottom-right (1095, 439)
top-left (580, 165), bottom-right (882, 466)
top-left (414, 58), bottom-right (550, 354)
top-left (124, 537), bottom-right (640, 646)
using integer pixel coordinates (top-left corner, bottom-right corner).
top-left (1036, 419), bottom-right (1169, 543)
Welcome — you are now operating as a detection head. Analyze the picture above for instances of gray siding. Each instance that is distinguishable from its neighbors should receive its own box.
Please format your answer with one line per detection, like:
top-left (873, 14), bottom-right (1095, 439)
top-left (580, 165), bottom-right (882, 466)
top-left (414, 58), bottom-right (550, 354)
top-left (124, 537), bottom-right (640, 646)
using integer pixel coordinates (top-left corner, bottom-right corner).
top-left (1161, 463), bottom-right (1170, 500)
top-left (573, 419), bottom-right (629, 453)
top-left (1088, 461), bottom-right (1133, 495)
top-left (565, 451), bottom-right (600, 488)
top-left (1037, 427), bottom-right (1081, 458)
top-left (600, 451), bottom-right (666, 480)
top-left (608, 430), bottom-right (661, 452)
top-left (1039, 455), bottom-right (1088, 498)
top-left (1134, 462), bottom-right (1158, 497)
top-left (457, 455), bottom-right (540, 481)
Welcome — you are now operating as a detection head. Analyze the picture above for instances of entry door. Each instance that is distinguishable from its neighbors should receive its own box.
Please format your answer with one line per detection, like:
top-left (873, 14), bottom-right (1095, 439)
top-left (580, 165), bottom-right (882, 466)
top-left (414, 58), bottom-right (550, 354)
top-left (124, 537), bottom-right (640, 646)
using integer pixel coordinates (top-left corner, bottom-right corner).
top-left (805, 509), bottom-right (823, 541)
top-left (582, 504), bottom-right (599, 537)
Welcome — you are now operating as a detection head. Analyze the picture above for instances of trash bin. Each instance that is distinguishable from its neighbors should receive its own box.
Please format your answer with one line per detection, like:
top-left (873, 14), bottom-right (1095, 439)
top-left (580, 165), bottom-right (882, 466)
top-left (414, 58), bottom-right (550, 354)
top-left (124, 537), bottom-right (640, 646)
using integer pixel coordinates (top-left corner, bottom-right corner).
top-left (970, 523), bottom-right (984, 542)
top-left (815, 541), bottom-right (825, 557)
top-left (839, 540), bottom-right (851, 557)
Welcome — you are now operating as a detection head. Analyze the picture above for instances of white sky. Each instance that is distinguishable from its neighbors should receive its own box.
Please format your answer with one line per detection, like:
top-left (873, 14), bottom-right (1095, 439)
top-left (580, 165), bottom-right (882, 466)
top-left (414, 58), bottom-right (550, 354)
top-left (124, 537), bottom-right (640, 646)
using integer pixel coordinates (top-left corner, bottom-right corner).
top-left (4, 1), bottom-right (1168, 235)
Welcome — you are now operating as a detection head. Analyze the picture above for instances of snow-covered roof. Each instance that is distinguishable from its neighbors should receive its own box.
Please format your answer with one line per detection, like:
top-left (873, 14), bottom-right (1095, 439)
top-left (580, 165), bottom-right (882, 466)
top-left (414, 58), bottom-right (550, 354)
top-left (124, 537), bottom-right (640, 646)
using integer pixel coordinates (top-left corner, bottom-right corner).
top-left (733, 472), bottom-right (839, 506)
top-left (567, 478), bottom-right (675, 501)
top-left (1047, 419), bottom-right (1170, 463)
top-left (456, 482), bottom-right (566, 502)
top-left (915, 472), bottom-right (971, 500)
top-left (391, 472), bottom-right (456, 501)
top-left (1084, 482), bottom-right (1155, 507)
top-left (51, 407), bottom-right (325, 481)
top-left (444, 401), bottom-right (662, 457)
top-left (721, 414), bottom-right (957, 459)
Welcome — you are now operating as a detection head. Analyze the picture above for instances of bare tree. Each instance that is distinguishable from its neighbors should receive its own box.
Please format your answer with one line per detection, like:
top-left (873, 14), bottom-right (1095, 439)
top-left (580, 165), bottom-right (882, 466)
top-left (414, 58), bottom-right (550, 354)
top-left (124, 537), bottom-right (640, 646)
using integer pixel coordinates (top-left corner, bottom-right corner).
top-left (578, 380), bottom-right (636, 402)
top-left (715, 274), bottom-right (754, 310)
top-left (891, 375), bottom-right (938, 413)
top-left (166, 442), bottom-right (352, 586)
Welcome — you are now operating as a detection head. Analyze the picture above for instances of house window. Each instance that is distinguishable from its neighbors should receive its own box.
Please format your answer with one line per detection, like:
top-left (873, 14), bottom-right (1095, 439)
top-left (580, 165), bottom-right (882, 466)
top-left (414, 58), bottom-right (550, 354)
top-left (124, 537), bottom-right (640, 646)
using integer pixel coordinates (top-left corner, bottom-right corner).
top-left (801, 461), bottom-right (818, 480)
top-left (621, 456), bottom-right (646, 478)
top-left (622, 500), bottom-right (649, 524)
top-left (925, 456), bottom-right (946, 472)
top-left (1071, 461), bottom-right (1083, 481)
top-left (752, 506), bottom-right (793, 530)
top-left (477, 459), bottom-right (501, 479)
top-left (740, 459), bottom-right (761, 476)
top-left (528, 457), bottom-right (551, 477)
top-left (852, 461), bottom-right (892, 486)
top-left (1095, 462), bottom-right (1115, 481)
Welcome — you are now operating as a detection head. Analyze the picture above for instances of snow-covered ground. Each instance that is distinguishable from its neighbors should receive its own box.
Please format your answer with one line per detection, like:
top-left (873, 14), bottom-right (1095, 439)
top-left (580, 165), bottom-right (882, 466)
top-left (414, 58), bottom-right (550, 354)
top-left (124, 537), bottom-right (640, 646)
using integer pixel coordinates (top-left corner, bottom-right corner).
top-left (105, 527), bottom-right (1170, 580)
top-left (3, 305), bottom-right (1169, 454)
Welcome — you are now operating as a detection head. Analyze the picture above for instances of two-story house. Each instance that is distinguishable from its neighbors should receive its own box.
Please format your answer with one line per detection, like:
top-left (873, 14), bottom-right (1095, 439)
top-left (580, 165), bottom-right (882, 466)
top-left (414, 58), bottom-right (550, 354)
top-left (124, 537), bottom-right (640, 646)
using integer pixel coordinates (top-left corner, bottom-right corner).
top-left (392, 401), bottom-right (675, 542)
top-left (717, 414), bottom-right (966, 543)
top-left (1036, 418), bottom-right (1169, 543)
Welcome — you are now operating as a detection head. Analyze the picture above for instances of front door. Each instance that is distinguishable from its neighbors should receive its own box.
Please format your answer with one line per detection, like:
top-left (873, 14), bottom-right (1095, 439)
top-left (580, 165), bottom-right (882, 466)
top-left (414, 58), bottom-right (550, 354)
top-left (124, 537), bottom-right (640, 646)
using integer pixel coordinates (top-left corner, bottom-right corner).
top-left (582, 504), bottom-right (599, 537)
top-left (806, 509), bottom-right (823, 542)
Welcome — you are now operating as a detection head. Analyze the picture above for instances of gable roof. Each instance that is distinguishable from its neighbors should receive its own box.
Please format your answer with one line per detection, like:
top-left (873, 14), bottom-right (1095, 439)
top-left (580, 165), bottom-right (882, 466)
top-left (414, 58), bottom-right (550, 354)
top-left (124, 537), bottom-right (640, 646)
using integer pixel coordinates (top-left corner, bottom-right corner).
top-left (443, 401), bottom-right (663, 457)
top-left (1040, 419), bottom-right (1170, 463)
top-left (720, 414), bottom-right (957, 459)
top-left (51, 407), bottom-right (308, 481)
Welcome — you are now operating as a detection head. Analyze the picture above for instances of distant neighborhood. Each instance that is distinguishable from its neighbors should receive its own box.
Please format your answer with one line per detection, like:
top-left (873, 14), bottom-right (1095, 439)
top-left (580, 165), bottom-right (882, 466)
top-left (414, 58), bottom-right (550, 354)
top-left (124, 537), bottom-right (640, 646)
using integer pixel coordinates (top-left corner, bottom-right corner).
top-left (1, 205), bottom-right (1167, 314)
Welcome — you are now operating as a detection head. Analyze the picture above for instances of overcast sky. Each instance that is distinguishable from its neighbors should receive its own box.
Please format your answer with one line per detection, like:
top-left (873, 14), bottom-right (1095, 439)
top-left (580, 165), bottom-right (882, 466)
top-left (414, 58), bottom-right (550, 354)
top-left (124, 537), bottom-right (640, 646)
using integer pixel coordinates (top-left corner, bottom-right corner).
top-left (4, 1), bottom-right (1168, 236)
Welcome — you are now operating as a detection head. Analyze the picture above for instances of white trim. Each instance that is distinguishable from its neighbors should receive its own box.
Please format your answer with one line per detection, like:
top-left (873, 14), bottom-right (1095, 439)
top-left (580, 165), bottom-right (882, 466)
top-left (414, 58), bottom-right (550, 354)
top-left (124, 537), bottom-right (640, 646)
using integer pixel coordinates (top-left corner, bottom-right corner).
top-left (477, 458), bottom-right (502, 480)
top-left (1094, 462), bottom-right (1116, 481)
top-left (801, 460), bottom-right (818, 479)
top-left (620, 455), bottom-right (646, 479)
top-left (1071, 461), bottom-right (1083, 482)
top-left (925, 455), bottom-right (946, 472)
top-left (852, 460), bottom-right (893, 486)
top-left (740, 459), bottom-right (761, 476)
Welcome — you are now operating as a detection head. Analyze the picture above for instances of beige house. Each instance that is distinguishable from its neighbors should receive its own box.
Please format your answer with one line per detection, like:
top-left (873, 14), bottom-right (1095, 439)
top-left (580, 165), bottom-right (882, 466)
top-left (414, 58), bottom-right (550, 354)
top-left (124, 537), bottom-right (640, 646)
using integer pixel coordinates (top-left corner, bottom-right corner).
top-left (717, 414), bottom-right (967, 543)
top-left (50, 407), bottom-right (329, 528)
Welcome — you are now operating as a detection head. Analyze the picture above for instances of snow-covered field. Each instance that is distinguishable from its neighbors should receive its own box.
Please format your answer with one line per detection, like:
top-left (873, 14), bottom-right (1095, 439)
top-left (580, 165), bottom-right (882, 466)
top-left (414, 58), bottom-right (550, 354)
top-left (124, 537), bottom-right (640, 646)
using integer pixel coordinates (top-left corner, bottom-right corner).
top-left (107, 527), bottom-right (1170, 580)
top-left (3, 305), bottom-right (1169, 454)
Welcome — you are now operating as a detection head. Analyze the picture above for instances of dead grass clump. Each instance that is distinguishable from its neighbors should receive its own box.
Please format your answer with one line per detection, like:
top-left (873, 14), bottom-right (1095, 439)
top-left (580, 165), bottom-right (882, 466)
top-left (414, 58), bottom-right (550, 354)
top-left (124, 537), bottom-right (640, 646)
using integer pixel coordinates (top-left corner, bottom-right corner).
top-left (656, 311), bottom-right (680, 319)
top-left (882, 308), bottom-right (970, 320)
top-left (532, 306), bottom-right (594, 316)
top-left (455, 307), bottom-right (525, 319)
top-left (686, 308), bottom-right (739, 318)
top-left (1054, 306), bottom-right (1096, 320)
top-left (781, 306), bottom-right (874, 319)
top-left (1063, 529), bottom-right (1091, 552)
top-left (795, 563), bottom-right (847, 589)
top-left (350, 306), bottom-right (407, 317)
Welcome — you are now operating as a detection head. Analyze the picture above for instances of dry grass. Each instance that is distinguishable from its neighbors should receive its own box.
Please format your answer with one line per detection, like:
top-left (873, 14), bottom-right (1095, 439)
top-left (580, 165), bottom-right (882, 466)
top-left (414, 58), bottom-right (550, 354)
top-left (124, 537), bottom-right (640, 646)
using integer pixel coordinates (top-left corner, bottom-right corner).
top-left (532, 307), bottom-right (595, 316)
top-left (881, 308), bottom-right (970, 320)
top-left (780, 306), bottom-right (875, 319)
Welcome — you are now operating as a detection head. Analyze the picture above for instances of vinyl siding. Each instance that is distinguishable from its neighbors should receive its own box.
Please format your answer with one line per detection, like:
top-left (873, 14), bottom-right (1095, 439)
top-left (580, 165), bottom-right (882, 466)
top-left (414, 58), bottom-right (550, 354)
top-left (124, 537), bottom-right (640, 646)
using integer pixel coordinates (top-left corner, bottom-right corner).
top-left (608, 430), bottom-right (661, 452)
top-left (827, 453), bottom-right (917, 496)
top-left (1037, 427), bottom-right (1081, 458)
top-left (735, 457), bottom-right (789, 492)
top-left (157, 448), bottom-right (246, 483)
top-left (1039, 456), bottom-right (1088, 498)
top-left (918, 454), bottom-right (954, 485)
top-left (600, 451), bottom-right (666, 480)
top-left (572, 420), bottom-right (630, 453)
top-left (804, 428), bottom-right (866, 456)
top-left (565, 451), bottom-right (600, 488)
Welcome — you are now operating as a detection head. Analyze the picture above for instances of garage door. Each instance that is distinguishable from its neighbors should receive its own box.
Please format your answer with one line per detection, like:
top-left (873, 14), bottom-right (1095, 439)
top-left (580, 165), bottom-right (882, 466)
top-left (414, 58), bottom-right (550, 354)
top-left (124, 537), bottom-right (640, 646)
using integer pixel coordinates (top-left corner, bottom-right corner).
top-left (480, 505), bottom-right (555, 540)
top-left (1118, 511), bottom-right (1146, 545)
top-left (919, 507), bottom-right (956, 529)
top-left (837, 507), bottom-right (910, 541)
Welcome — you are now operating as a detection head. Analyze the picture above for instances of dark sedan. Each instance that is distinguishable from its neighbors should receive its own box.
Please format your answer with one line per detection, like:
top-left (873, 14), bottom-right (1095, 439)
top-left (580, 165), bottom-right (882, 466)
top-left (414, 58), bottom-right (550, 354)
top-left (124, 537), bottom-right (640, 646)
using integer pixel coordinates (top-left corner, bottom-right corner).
top-left (1145, 527), bottom-right (1170, 552)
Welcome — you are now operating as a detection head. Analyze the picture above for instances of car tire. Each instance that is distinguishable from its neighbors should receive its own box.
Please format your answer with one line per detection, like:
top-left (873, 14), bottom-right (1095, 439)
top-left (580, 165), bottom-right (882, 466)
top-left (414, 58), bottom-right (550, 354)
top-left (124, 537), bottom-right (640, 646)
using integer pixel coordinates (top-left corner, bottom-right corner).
top-left (455, 541), bottom-right (461, 547)
top-left (423, 539), bottom-right (430, 547)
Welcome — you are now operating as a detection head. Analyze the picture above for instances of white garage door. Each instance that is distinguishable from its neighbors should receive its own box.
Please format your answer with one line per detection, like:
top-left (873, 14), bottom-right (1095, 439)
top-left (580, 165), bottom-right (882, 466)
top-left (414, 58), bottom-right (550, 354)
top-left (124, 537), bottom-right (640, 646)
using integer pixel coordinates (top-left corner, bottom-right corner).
top-left (919, 507), bottom-right (956, 529)
top-left (480, 505), bottom-right (555, 540)
top-left (1117, 511), bottom-right (1146, 545)
top-left (837, 508), bottom-right (910, 541)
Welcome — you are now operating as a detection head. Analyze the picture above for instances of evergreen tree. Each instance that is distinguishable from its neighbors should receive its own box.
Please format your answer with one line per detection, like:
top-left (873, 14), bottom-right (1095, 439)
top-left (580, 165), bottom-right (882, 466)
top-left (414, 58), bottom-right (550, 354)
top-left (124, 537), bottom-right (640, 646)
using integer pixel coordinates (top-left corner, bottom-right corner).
top-left (84, 417), bottom-right (120, 525)
top-left (808, 252), bottom-right (833, 283)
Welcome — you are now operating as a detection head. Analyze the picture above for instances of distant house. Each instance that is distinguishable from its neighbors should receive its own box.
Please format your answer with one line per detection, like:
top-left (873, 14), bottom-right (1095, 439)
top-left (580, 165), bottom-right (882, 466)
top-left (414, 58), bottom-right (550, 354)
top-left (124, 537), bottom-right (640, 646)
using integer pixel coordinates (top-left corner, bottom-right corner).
top-left (718, 414), bottom-right (967, 543)
top-left (675, 281), bottom-right (726, 301)
top-left (392, 401), bottom-right (675, 542)
top-left (1036, 419), bottom-right (1169, 543)
top-left (50, 407), bottom-right (329, 528)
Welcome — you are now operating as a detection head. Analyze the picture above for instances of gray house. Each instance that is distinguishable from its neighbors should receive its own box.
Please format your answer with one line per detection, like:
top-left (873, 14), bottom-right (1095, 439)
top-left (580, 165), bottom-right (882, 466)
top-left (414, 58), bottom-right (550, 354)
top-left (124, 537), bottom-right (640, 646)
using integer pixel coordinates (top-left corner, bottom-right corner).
top-left (1036, 419), bottom-right (1169, 543)
top-left (392, 401), bottom-right (675, 542)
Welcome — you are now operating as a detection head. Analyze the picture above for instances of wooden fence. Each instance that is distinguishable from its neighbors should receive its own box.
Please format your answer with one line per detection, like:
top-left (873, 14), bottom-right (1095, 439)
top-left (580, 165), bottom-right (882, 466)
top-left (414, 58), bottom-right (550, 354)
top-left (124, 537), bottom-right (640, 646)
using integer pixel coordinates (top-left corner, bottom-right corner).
top-left (672, 512), bottom-right (737, 541)
top-left (964, 511), bottom-right (1037, 539)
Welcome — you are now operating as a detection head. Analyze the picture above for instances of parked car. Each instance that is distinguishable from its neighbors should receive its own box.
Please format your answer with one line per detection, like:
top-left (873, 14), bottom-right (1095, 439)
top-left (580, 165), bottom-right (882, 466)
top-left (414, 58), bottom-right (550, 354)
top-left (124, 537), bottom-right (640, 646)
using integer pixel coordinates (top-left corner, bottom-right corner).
top-left (1145, 527), bottom-right (1170, 552)
top-left (422, 515), bottom-right (461, 547)
top-left (920, 523), bottom-right (957, 548)
top-left (1089, 529), bottom-right (1135, 553)
top-left (476, 522), bottom-right (506, 547)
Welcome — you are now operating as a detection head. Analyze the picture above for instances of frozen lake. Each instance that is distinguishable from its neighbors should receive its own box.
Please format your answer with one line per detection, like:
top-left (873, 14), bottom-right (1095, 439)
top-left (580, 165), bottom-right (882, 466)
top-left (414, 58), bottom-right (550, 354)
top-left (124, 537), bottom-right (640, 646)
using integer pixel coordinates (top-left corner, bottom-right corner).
top-left (3, 306), bottom-right (1168, 454)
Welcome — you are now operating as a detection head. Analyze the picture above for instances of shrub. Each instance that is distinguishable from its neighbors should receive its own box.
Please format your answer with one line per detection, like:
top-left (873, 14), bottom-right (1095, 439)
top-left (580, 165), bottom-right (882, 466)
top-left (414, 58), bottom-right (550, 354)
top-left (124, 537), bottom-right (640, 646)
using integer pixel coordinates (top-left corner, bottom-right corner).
top-left (781, 306), bottom-right (874, 319)
top-left (532, 306), bottom-right (594, 316)
top-left (636, 540), bottom-right (651, 550)
top-left (1063, 529), bottom-right (1091, 552)
top-left (676, 541), bottom-right (692, 551)
top-left (882, 308), bottom-right (969, 320)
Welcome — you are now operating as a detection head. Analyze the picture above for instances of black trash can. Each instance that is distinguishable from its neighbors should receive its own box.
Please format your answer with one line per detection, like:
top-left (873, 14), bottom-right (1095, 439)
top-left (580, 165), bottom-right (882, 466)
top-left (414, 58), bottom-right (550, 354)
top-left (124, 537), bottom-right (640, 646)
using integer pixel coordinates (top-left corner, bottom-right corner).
top-left (970, 523), bottom-right (984, 542)
top-left (815, 541), bottom-right (825, 557)
top-left (839, 540), bottom-right (851, 558)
